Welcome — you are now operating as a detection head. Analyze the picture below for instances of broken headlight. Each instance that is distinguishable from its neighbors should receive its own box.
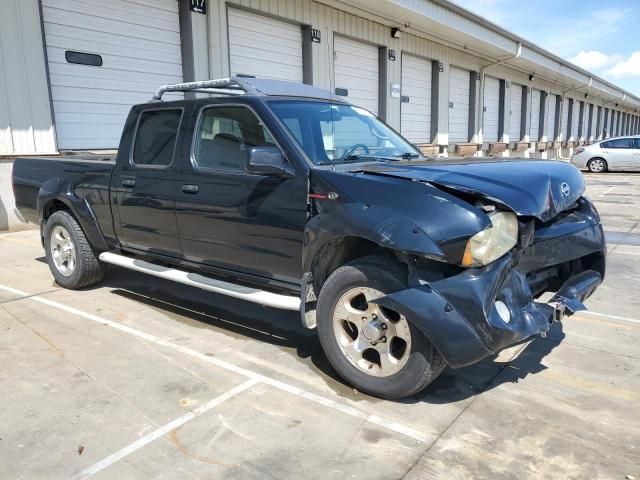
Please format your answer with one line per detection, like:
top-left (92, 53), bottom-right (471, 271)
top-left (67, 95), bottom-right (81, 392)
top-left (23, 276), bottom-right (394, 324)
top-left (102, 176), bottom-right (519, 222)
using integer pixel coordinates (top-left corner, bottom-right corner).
top-left (461, 211), bottom-right (518, 267)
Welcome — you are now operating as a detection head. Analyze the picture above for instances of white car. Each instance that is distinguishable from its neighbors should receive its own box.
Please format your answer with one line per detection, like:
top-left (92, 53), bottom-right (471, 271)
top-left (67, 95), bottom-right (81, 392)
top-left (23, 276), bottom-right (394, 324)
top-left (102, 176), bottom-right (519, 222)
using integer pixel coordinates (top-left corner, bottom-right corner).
top-left (571, 136), bottom-right (640, 173)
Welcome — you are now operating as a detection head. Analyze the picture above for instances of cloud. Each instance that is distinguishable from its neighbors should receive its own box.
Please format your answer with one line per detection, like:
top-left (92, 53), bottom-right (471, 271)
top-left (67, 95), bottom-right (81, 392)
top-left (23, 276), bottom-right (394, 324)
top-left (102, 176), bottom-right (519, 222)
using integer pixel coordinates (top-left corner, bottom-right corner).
top-left (570, 51), bottom-right (620, 71)
top-left (455, 2), bottom-right (634, 59)
top-left (540, 7), bottom-right (632, 57)
top-left (606, 52), bottom-right (640, 78)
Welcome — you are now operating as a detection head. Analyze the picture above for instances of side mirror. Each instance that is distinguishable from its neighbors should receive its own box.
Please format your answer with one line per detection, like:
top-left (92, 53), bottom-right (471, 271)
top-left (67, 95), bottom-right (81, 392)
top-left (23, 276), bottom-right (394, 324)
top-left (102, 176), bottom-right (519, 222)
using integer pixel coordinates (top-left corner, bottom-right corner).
top-left (245, 146), bottom-right (293, 178)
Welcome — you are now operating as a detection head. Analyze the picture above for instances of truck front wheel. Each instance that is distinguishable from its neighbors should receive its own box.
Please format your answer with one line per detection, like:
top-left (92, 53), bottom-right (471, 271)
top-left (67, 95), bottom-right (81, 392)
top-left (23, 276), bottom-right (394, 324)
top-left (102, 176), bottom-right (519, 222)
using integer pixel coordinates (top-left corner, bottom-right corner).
top-left (44, 211), bottom-right (105, 289)
top-left (316, 256), bottom-right (445, 399)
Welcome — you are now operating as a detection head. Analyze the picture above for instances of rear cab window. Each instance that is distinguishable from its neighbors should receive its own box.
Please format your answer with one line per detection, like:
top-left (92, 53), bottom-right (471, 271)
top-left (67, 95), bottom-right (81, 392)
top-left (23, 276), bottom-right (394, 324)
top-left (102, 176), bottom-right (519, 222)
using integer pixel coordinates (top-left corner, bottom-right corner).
top-left (131, 109), bottom-right (183, 167)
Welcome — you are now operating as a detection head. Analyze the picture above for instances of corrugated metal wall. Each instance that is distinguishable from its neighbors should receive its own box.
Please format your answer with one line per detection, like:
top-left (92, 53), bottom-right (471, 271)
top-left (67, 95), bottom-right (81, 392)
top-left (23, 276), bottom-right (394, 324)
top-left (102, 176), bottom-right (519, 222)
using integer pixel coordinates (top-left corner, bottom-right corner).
top-left (2, 0), bottom-right (638, 157)
top-left (0, 0), bottom-right (56, 155)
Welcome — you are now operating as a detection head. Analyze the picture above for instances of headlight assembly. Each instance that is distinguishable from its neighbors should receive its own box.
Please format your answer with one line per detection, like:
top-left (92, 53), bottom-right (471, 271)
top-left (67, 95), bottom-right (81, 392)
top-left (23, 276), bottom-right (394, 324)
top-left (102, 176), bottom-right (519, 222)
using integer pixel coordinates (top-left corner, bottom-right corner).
top-left (461, 211), bottom-right (518, 267)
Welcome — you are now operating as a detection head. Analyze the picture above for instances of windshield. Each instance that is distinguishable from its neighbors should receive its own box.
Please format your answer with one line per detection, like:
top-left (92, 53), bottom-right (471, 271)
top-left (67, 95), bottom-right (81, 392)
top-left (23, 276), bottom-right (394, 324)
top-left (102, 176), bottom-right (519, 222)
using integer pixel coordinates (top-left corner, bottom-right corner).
top-left (268, 101), bottom-right (421, 165)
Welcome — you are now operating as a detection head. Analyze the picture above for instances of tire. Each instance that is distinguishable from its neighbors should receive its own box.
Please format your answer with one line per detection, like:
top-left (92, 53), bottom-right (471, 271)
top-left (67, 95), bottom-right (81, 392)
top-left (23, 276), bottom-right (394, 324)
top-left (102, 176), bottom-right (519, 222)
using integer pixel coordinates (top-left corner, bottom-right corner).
top-left (43, 210), bottom-right (105, 289)
top-left (587, 158), bottom-right (607, 173)
top-left (316, 255), bottom-right (446, 399)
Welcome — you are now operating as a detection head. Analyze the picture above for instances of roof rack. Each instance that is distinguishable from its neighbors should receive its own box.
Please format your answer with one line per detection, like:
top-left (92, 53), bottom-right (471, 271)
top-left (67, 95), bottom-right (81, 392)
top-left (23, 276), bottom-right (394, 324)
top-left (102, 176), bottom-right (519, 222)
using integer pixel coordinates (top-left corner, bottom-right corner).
top-left (151, 77), bottom-right (260, 101)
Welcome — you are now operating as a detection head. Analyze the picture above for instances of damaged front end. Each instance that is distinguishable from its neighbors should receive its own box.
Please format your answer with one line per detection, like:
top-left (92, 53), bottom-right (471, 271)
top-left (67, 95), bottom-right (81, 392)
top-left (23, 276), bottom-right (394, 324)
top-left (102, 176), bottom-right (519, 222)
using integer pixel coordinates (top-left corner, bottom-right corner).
top-left (374, 198), bottom-right (606, 368)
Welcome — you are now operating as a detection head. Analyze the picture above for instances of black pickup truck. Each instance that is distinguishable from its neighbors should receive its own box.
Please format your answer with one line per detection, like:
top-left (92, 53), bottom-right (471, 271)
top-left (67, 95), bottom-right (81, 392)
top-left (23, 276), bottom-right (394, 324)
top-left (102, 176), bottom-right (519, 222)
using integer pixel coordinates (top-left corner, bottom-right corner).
top-left (13, 77), bottom-right (606, 399)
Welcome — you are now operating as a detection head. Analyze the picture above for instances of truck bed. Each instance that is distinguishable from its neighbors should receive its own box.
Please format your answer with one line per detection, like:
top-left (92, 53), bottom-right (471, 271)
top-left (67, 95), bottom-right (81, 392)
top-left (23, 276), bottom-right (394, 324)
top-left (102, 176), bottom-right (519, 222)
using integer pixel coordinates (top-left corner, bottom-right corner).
top-left (12, 155), bottom-right (115, 226)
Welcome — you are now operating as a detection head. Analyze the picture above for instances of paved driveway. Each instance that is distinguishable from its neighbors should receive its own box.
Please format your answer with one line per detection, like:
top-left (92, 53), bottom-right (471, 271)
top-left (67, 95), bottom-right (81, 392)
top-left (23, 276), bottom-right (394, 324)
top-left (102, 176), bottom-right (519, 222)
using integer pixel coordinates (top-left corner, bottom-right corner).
top-left (0, 172), bottom-right (638, 479)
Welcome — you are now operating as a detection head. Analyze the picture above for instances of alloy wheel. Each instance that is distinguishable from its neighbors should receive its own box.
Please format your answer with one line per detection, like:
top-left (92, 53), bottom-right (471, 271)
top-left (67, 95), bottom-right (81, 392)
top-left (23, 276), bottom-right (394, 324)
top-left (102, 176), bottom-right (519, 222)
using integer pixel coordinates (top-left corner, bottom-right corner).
top-left (50, 225), bottom-right (76, 276)
top-left (332, 286), bottom-right (412, 377)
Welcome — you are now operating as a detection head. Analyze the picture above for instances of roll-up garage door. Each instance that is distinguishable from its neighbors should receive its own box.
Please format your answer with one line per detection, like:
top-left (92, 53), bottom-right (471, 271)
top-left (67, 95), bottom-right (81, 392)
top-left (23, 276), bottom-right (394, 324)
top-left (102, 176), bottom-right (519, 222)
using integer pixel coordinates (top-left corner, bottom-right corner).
top-left (610, 110), bottom-right (616, 136)
top-left (334, 36), bottom-right (379, 115)
top-left (483, 76), bottom-right (500, 142)
top-left (546, 94), bottom-right (556, 140)
top-left (509, 83), bottom-right (522, 142)
top-left (571, 99), bottom-right (580, 140)
top-left (560, 98), bottom-right (569, 141)
top-left (616, 111), bottom-right (621, 135)
top-left (530, 89), bottom-right (541, 141)
top-left (400, 54), bottom-right (432, 144)
top-left (449, 66), bottom-right (470, 143)
top-left (41, 0), bottom-right (183, 150)
top-left (228, 9), bottom-right (303, 82)
top-left (589, 104), bottom-right (596, 139)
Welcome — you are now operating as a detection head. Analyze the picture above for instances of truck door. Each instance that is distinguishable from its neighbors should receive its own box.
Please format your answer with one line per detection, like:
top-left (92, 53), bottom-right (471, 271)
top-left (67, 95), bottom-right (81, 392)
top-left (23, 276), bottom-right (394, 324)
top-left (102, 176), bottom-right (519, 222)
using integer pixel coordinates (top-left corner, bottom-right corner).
top-left (112, 107), bottom-right (184, 257)
top-left (175, 104), bottom-right (306, 285)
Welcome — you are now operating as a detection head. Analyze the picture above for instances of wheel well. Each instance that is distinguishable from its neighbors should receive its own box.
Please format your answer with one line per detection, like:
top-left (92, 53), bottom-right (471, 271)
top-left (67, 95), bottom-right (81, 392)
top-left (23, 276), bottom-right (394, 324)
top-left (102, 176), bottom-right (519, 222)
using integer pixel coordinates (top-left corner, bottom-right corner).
top-left (310, 237), bottom-right (404, 292)
top-left (588, 157), bottom-right (607, 164)
top-left (42, 200), bottom-right (70, 220)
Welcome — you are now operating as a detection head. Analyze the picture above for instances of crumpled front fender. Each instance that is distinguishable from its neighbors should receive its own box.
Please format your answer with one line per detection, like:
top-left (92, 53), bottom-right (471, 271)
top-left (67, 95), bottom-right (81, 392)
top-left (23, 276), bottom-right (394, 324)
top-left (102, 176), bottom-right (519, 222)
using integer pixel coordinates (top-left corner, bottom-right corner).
top-left (373, 225), bottom-right (604, 369)
top-left (373, 286), bottom-right (493, 367)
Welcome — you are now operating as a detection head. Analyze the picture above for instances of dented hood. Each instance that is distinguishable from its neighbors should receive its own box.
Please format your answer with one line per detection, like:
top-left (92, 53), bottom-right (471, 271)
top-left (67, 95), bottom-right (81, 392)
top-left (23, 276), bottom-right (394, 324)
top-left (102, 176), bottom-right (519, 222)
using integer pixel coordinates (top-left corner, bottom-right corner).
top-left (355, 159), bottom-right (585, 221)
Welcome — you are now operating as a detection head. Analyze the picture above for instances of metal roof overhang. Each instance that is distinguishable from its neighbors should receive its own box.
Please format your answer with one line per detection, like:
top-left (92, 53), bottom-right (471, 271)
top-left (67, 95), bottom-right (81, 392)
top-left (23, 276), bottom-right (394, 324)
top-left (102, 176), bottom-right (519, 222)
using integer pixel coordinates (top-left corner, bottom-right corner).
top-left (332, 0), bottom-right (640, 110)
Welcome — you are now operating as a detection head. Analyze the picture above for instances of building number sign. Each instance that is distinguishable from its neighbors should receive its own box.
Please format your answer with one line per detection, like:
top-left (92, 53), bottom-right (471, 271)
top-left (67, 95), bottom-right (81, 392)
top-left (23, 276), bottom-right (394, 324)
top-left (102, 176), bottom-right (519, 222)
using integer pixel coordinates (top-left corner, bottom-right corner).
top-left (190, 0), bottom-right (206, 14)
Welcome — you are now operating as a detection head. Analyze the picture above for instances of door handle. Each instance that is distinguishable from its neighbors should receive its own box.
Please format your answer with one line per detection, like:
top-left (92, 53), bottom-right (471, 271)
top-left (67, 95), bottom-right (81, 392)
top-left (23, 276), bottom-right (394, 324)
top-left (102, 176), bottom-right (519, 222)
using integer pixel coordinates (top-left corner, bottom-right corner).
top-left (181, 184), bottom-right (199, 194)
top-left (121, 179), bottom-right (135, 187)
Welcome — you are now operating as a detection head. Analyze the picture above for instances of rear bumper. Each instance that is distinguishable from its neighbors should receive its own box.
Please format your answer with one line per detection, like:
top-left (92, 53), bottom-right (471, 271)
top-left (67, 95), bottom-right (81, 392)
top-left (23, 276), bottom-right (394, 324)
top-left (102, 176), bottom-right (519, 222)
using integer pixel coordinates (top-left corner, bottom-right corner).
top-left (375, 222), bottom-right (606, 368)
top-left (570, 155), bottom-right (588, 169)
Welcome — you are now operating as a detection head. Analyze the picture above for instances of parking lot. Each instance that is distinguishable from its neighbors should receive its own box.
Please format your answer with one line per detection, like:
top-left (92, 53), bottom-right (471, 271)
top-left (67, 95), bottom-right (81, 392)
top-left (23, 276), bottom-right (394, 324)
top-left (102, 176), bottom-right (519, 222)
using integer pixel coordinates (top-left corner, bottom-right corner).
top-left (0, 172), bottom-right (638, 480)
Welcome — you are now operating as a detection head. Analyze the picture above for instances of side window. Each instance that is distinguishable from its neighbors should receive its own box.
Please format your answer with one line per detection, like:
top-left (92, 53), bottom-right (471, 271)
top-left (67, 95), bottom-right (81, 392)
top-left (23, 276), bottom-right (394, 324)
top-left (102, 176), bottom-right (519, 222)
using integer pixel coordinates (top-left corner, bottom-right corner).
top-left (600, 141), bottom-right (611, 148)
top-left (193, 106), bottom-right (273, 172)
top-left (607, 138), bottom-right (633, 149)
top-left (634, 138), bottom-right (640, 149)
top-left (132, 109), bottom-right (182, 167)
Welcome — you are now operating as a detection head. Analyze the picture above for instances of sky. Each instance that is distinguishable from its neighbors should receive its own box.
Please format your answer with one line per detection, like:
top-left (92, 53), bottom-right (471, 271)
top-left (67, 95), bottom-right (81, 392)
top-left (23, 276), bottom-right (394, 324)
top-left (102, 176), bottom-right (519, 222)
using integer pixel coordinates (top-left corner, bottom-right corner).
top-left (453, 0), bottom-right (640, 95)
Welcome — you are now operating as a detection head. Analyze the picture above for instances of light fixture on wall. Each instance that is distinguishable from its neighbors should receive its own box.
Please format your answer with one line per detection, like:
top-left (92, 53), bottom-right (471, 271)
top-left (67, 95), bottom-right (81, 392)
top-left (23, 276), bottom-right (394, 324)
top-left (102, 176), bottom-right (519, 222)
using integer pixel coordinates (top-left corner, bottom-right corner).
top-left (529, 74), bottom-right (535, 81)
top-left (391, 28), bottom-right (401, 39)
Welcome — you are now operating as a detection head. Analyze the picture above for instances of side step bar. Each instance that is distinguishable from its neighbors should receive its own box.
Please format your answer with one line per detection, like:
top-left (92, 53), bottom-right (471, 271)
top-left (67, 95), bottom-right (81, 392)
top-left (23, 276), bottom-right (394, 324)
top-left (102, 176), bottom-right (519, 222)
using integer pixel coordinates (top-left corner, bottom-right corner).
top-left (98, 252), bottom-right (301, 311)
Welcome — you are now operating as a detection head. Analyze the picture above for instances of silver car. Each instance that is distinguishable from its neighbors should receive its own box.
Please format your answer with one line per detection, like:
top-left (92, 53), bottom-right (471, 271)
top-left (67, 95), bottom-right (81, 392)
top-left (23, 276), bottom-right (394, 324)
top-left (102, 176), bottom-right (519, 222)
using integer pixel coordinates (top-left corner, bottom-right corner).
top-left (571, 136), bottom-right (640, 173)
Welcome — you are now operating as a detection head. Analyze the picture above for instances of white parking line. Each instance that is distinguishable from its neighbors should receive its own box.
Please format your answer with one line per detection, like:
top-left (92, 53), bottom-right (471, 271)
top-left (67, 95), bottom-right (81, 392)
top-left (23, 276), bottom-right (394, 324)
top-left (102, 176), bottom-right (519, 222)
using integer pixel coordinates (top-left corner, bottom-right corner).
top-left (609, 249), bottom-right (640, 256)
top-left (580, 310), bottom-right (640, 325)
top-left (71, 378), bottom-right (259, 480)
top-left (0, 284), bottom-right (431, 444)
top-left (599, 185), bottom-right (616, 197)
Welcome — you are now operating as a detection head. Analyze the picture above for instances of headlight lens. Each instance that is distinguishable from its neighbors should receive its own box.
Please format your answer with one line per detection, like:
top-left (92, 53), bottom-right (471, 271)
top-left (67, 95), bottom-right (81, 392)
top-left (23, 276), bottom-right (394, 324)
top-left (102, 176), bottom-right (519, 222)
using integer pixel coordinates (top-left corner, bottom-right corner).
top-left (461, 211), bottom-right (518, 267)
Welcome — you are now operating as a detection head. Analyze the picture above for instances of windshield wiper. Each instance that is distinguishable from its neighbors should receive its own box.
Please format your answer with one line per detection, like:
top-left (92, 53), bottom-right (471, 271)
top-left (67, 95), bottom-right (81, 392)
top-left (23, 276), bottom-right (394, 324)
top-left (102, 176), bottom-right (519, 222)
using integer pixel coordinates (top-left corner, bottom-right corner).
top-left (339, 154), bottom-right (382, 162)
top-left (397, 152), bottom-right (420, 159)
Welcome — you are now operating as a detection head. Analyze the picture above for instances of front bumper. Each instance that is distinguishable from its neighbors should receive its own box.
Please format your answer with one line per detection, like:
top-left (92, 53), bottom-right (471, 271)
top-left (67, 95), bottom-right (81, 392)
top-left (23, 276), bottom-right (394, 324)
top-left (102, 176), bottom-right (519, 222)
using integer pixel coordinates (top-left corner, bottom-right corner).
top-left (375, 222), bottom-right (606, 368)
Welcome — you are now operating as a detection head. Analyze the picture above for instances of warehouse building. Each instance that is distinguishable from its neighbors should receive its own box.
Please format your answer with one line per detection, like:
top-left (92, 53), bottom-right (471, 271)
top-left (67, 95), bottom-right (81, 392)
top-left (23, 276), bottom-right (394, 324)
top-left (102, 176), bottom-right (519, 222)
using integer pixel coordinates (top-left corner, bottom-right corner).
top-left (2, 0), bottom-right (640, 161)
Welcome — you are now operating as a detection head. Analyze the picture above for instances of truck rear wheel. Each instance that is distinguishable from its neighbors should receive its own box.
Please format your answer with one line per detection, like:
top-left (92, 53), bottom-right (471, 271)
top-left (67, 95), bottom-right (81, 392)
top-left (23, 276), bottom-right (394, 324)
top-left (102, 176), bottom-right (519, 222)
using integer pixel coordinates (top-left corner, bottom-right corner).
top-left (44, 211), bottom-right (105, 289)
top-left (316, 256), bottom-right (445, 399)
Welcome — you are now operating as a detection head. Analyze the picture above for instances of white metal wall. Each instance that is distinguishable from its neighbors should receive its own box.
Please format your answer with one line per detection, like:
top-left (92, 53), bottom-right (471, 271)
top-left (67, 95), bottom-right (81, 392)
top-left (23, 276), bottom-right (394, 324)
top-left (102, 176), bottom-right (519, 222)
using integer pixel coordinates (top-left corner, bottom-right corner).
top-left (228, 8), bottom-right (303, 82)
top-left (6, 0), bottom-right (640, 158)
top-left (509, 83), bottom-right (522, 142)
top-left (41, 0), bottom-right (183, 150)
top-left (448, 66), bottom-right (470, 143)
top-left (400, 54), bottom-right (432, 144)
top-left (483, 76), bottom-right (500, 142)
top-left (0, 0), bottom-right (56, 154)
top-left (333, 36), bottom-right (380, 115)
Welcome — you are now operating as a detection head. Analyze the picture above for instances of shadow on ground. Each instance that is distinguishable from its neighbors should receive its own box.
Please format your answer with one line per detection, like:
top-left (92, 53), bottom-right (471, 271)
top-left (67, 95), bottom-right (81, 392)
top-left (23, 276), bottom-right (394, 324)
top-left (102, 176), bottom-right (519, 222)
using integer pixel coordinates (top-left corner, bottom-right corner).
top-left (82, 265), bottom-right (565, 404)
